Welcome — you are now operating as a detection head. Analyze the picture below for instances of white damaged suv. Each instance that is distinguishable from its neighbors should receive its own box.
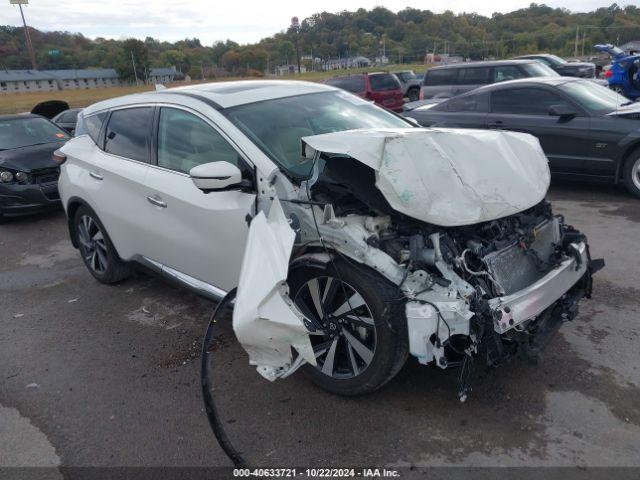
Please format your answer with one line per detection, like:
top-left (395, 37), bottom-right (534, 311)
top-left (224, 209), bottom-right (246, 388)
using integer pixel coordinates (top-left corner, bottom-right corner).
top-left (57, 80), bottom-right (602, 397)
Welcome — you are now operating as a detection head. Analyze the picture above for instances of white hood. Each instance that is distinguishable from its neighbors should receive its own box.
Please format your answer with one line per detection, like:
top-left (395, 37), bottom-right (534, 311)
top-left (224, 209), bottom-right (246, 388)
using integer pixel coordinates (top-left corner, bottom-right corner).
top-left (301, 128), bottom-right (550, 227)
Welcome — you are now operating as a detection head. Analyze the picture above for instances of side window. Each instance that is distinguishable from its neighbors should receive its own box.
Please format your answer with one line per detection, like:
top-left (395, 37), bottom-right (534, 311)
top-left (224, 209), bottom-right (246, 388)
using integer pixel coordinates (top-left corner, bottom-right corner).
top-left (424, 68), bottom-right (458, 86)
top-left (494, 66), bottom-right (524, 83)
top-left (76, 111), bottom-right (107, 143)
top-left (157, 108), bottom-right (240, 174)
top-left (327, 76), bottom-right (365, 93)
top-left (491, 88), bottom-right (573, 115)
top-left (104, 107), bottom-right (153, 162)
top-left (457, 67), bottom-right (490, 85)
top-left (446, 94), bottom-right (478, 112)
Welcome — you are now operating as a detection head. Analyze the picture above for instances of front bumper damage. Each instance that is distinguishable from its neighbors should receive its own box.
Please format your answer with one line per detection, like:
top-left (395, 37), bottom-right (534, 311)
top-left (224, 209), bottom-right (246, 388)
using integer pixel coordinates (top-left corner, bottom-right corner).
top-left (230, 127), bottom-right (602, 399)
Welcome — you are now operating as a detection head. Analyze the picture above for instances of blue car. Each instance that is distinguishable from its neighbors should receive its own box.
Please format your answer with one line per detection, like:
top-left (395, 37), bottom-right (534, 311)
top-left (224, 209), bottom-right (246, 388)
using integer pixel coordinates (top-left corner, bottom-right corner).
top-left (595, 43), bottom-right (640, 100)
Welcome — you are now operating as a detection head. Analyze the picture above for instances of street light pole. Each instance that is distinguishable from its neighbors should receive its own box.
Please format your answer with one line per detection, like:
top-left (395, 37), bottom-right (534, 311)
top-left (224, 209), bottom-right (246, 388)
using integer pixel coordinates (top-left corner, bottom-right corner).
top-left (11, 1), bottom-right (37, 70)
top-left (291, 16), bottom-right (301, 73)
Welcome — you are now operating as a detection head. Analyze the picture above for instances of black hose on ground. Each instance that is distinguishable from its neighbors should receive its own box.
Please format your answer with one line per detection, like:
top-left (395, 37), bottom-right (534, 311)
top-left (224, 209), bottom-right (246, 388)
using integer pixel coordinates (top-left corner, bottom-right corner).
top-left (200, 287), bottom-right (247, 467)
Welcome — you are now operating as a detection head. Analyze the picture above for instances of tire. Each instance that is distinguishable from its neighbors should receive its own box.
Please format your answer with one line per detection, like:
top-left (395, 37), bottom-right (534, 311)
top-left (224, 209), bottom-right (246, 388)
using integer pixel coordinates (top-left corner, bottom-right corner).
top-left (623, 149), bottom-right (640, 199)
top-left (407, 87), bottom-right (420, 102)
top-left (74, 205), bottom-right (130, 284)
top-left (288, 258), bottom-right (408, 396)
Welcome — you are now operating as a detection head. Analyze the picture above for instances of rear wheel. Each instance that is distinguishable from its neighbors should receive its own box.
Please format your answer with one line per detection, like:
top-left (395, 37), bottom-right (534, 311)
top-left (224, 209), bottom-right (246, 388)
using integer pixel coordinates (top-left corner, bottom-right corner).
top-left (623, 149), bottom-right (640, 198)
top-left (407, 87), bottom-right (420, 102)
top-left (74, 205), bottom-right (130, 283)
top-left (289, 259), bottom-right (408, 396)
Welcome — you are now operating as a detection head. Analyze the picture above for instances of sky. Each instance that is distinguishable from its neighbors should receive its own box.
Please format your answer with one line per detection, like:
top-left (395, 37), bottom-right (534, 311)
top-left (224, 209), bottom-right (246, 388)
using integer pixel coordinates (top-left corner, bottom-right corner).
top-left (0, 0), bottom-right (633, 45)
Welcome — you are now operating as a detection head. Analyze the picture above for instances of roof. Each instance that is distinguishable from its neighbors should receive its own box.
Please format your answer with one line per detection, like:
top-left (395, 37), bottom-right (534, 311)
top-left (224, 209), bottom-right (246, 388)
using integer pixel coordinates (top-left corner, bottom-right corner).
top-left (82, 80), bottom-right (337, 114)
top-left (0, 69), bottom-right (118, 82)
top-left (514, 54), bottom-right (556, 59)
top-left (430, 59), bottom-right (537, 70)
top-left (472, 76), bottom-right (580, 92)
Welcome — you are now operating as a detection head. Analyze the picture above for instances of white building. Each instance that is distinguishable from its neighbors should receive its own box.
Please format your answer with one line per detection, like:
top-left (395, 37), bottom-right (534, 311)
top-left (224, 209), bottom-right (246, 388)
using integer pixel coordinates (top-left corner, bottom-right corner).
top-left (0, 69), bottom-right (120, 94)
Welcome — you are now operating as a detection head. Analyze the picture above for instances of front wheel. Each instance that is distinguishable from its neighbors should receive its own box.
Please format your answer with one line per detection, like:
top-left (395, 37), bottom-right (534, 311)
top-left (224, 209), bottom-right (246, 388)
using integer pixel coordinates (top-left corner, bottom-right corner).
top-left (623, 149), bottom-right (640, 198)
top-left (407, 87), bottom-right (420, 102)
top-left (288, 258), bottom-right (408, 396)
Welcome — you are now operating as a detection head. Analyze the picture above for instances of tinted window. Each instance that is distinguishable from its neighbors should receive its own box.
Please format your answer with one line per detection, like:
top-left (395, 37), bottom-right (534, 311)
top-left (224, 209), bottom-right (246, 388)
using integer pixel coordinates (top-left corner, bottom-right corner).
top-left (157, 108), bottom-right (240, 174)
top-left (521, 62), bottom-right (559, 77)
top-left (494, 66), bottom-right (525, 82)
top-left (559, 80), bottom-right (626, 114)
top-left (491, 88), bottom-right (573, 115)
top-left (446, 95), bottom-right (478, 112)
top-left (104, 107), bottom-right (153, 162)
top-left (457, 67), bottom-right (491, 85)
top-left (82, 112), bottom-right (107, 143)
top-left (326, 76), bottom-right (365, 93)
top-left (424, 68), bottom-right (458, 86)
top-left (369, 73), bottom-right (401, 91)
top-left (59, 110), bottom-right (79, 123)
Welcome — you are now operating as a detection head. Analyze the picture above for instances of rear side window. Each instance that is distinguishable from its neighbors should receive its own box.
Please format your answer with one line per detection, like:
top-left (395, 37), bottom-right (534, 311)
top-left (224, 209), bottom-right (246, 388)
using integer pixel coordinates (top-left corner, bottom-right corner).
top-left (59, 110), bottom-right (79, 123)
top-left (326, 76), bottom-right (365, 93)
top-left (457, 67), bottom-right (491, 85)
top-left (494, 66), bottom-right (525, 83)
top-left (369, 74), bottom-right (401, 91)
top-left (104, 107), bottom-right (153, 162)
top-left (424, 68), bottom-right (458, 86)
top-left (75, 111), bottom-right (106, 143)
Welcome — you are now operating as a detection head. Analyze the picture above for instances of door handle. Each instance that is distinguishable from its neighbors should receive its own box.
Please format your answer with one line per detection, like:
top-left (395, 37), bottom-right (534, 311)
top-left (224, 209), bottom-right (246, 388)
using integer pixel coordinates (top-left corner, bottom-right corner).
top-left (146, 195), bottom-right (167, 208)
top-left (89, 171), bottom-right (103, 180)
top-left (487, 120), bottom-right (504, 129)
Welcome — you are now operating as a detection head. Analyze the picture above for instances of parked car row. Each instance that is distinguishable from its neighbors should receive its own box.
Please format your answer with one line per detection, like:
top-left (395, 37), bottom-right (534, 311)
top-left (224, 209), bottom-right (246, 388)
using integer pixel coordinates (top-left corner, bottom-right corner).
top-left (405, 76), bottom-right (640, 197)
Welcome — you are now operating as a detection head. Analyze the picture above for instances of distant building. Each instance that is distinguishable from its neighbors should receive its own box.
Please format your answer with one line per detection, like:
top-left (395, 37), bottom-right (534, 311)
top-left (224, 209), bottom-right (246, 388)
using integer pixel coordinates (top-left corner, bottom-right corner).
top-left (148, 66), bottom-right (184, 84)
top-left (275, 64), bottom-right (307, 76)
top-left (0, 69), bottom-right (119, 94)
top-left (424, 53), bottom-right (463, 65)
top-left (324, 56), bottom-right (371, 70)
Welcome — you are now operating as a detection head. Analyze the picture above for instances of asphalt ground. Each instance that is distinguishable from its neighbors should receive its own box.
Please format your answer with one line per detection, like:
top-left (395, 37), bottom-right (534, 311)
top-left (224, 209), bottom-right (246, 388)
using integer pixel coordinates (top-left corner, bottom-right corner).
top-left (1, 181), bottom-right (639, 479)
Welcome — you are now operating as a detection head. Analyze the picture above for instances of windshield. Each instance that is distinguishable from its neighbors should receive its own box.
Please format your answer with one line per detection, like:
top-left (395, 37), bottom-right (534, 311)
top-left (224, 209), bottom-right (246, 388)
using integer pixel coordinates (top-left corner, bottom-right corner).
top-left (546, 55), bottom-right (567, 66)
top-left (559, 80), bottom-right (628, 114)
top-left (0, 117), bottom-right (70, 150)
top-left (224, 90), bottom-right (409, 177)
top-left (521, 62), bottom-right (559, 77)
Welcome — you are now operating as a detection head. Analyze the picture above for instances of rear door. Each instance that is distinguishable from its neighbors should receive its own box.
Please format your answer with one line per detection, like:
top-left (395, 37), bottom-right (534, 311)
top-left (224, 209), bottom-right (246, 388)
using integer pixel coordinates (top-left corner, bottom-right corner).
top-left (142, 106), bottom-right (256, 291)
top-left (88, 106), bottom-right (154, 260)
top-left (486, 86), bottom-right (592, 174)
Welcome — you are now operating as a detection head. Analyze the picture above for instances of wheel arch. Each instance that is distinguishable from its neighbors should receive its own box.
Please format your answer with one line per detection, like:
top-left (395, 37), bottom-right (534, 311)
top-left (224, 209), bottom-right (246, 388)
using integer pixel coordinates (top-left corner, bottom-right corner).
top-left (617, 141), bottom-right (640, 183)
top-left (65, 196), bottom-right (91, 249)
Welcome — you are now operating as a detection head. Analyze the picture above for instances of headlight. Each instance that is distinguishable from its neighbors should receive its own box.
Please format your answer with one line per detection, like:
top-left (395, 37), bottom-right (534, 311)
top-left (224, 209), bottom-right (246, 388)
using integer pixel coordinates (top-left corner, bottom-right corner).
top-left (15, 172), bottom-right (28, 182)
top-left (0, 171), bottom-right (14, 183)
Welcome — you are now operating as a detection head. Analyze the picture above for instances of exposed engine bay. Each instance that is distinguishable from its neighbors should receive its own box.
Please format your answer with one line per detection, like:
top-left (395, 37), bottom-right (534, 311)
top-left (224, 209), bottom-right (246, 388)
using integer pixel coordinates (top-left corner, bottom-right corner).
top-left (232, 128), bottom-right (603, 399)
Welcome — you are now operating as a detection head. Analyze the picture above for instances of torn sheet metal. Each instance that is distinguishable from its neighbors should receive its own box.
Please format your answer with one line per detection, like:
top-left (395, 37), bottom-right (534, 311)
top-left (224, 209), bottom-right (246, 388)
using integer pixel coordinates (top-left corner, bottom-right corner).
top-left (301, 128), bottom-right (550, 227)
top-left (232, 198), bottom-right (316, 381)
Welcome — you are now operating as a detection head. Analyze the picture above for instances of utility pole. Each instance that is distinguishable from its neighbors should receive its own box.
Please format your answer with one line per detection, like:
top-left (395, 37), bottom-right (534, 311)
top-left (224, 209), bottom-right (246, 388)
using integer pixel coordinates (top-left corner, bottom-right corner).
top-left (130, 50), bottom-right (139, 86)
top-left (581, 30), bottom-right (586, 56)
top-left (290, 16), bottom-right (301, 73)
top-left (574, 25), bottom-right (579, 58)
top-left (11, 0), bottom-right (37, 70)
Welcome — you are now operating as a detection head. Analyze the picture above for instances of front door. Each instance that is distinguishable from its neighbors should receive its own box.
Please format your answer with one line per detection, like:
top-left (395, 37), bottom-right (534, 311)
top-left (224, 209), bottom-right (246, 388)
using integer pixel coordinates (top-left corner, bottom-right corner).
top-left (142, 106), bottom-right (256, 291)
top-left (486, 86), bottom-right (592, 175)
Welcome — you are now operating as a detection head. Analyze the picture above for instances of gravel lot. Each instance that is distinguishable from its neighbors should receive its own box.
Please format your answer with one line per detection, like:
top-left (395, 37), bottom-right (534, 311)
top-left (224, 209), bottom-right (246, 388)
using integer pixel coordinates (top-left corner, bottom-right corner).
top-left (1, 181), bottom-right (639, 475)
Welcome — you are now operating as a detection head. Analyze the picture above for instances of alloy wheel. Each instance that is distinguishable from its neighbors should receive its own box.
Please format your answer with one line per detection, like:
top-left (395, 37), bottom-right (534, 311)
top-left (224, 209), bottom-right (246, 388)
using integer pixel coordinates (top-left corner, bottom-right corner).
top-left (293, 276), bottom-right (376, 379)
top-left (77, 214), bottom-right (108, 274)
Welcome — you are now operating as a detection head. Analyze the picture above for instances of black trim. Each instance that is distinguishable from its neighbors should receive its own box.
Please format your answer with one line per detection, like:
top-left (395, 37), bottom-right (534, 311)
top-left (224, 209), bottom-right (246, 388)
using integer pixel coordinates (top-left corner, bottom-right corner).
top-left (162, 91), bottom-right (223, 110)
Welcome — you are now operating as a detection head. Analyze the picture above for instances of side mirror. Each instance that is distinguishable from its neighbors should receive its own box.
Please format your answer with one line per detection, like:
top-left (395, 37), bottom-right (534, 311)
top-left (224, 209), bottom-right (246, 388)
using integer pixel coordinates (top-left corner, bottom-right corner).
top-left (549, 104), bottom-right (576, 118)
top-left (190, 161), bottom-right (242, 191)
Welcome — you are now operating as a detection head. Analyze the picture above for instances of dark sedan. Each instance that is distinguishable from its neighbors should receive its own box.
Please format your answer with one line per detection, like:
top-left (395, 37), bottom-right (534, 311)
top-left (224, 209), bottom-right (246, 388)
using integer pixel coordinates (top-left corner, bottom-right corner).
top-left (515, 54), bottom-right (596, 78)
top-left (404, 77), bottom-right (640, 197)
top-left (0, 114), bottom-right (70, 221)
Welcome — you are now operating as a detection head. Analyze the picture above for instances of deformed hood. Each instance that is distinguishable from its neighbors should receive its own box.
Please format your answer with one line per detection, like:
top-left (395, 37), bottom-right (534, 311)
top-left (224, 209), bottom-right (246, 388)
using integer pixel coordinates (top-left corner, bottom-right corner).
top-left (301, 128), bottom-right (550, 227)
